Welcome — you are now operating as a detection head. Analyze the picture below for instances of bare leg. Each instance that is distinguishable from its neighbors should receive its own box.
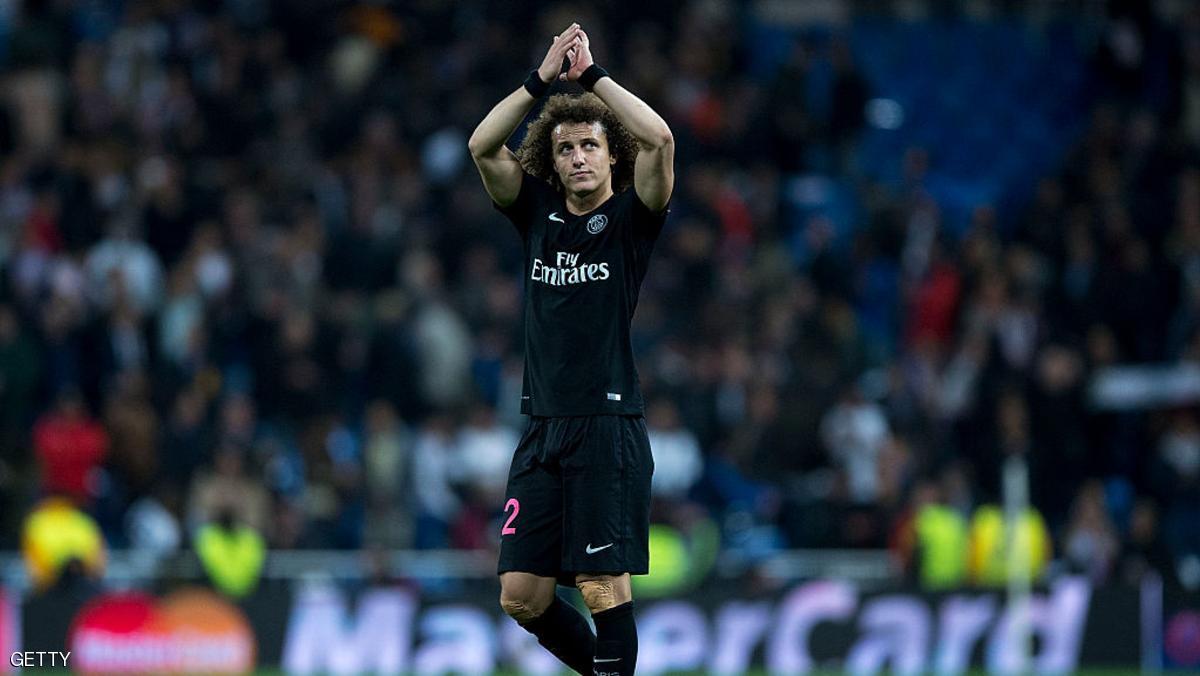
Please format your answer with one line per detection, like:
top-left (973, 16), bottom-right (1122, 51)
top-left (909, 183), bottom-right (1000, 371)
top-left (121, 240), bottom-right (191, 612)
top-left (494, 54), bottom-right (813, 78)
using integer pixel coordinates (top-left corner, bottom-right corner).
top-left (499, 571), bottom-right (557, 622)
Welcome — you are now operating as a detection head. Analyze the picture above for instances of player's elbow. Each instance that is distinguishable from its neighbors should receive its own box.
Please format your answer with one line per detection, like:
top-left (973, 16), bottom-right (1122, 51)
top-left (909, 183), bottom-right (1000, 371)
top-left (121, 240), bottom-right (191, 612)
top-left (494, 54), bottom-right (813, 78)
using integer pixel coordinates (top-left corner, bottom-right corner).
top-left (647, 127), bottom-right (674, 151)
top-left (467, 134), bottom-right (486, 159)
top-left (467, 129), bottom-right (497, 160)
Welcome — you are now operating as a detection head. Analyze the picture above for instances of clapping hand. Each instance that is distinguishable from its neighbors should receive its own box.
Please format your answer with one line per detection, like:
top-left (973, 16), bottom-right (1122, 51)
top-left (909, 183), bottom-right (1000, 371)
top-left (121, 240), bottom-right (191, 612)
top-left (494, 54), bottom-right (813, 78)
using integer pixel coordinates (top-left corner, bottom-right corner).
top-left (560, 28), bottom-right (595, 82)
top-left (537, 23), bottom-right (583, 84)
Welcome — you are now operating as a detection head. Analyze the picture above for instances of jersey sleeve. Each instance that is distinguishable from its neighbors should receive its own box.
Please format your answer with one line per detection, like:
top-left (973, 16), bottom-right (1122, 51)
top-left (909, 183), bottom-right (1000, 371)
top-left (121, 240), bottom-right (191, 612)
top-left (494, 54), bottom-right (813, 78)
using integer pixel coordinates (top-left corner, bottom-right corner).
top-left (492, 172), bottom-right (543, 239)
top-left (630, 191), bottom-right (670, 257)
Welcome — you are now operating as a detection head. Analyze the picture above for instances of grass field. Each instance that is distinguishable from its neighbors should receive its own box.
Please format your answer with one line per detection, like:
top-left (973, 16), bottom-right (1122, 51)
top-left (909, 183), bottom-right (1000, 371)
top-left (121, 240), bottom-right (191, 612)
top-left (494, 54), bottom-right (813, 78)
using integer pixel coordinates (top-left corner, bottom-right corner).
top-left (10, 669), bottom-right (1163, 675)
top-left (38, 668), bottom-right (1168, 676)
top-left (234, 672), bottom-right (1161, 676)
top-left (473, 672), bottom-right (1151, 676)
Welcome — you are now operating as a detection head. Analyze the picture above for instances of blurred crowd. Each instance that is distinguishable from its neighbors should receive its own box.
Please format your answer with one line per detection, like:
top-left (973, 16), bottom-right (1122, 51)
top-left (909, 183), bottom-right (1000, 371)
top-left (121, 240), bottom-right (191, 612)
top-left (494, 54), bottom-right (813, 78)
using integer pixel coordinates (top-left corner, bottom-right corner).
top-left (3, 0), bottom-right (1200, 593)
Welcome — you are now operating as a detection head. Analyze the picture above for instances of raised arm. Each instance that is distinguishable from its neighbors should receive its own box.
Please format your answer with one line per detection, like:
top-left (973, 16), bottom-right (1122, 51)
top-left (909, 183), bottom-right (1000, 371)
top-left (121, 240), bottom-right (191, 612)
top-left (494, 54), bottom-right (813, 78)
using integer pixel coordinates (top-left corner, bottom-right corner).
top-left (564, 30), bottom-right (674, 212)
top-left (468, 24), bottom-right (582, 206)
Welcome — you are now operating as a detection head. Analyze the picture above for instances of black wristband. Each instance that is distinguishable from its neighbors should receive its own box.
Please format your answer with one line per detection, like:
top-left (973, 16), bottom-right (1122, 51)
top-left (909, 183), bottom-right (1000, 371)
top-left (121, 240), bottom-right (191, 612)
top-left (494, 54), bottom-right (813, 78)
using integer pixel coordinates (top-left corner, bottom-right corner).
top-left (523, 69), bottom-right (551, 98)
top-left (579, 64), bottom-right (609, 92)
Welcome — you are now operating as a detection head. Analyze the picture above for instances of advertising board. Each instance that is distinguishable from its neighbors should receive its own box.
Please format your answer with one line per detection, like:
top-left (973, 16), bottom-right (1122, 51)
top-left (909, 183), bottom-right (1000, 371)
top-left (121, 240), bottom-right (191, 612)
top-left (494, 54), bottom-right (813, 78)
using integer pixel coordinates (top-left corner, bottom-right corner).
top-left (13, 578), bottom-right (1189, 674)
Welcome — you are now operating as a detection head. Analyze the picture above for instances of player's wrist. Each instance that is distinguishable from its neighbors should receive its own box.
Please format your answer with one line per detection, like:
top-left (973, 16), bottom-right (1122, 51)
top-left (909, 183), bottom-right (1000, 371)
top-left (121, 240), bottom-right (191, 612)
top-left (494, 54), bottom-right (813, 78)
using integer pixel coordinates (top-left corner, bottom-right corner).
top-left (524, 69), bottom-right (551, 98)
top-left (579, 64), bottom-right (609, 92)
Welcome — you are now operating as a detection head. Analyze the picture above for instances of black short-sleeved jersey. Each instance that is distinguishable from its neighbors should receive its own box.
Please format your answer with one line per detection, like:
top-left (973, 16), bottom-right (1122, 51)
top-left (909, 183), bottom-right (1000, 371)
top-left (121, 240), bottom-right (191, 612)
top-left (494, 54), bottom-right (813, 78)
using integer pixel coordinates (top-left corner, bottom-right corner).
top-left (494, 173), bottom-right (667, 416)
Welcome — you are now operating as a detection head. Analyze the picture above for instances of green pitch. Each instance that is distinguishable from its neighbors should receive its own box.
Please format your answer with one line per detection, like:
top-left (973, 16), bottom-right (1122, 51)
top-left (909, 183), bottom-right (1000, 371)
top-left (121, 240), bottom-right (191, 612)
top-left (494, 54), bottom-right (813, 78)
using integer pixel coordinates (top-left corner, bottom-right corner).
top-left (484, 672), bottom-right (1149, 676)
top-left (8, 669), bottom-right (1161, 675)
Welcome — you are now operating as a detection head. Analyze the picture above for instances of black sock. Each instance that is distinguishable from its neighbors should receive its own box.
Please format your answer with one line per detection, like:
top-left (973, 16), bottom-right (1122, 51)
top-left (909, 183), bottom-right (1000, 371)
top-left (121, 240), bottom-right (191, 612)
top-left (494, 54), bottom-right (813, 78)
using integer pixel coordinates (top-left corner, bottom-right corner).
top-left (591, 601), bottom-right (637, 676)
top-left (520, 595), bottom-right (596, 675)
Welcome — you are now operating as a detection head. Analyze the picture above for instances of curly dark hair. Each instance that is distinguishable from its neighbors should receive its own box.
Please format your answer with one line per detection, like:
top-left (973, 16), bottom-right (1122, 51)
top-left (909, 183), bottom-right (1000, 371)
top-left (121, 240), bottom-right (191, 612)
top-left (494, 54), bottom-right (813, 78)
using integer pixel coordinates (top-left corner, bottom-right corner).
top-left (516, 93), bottom-right (639, 194)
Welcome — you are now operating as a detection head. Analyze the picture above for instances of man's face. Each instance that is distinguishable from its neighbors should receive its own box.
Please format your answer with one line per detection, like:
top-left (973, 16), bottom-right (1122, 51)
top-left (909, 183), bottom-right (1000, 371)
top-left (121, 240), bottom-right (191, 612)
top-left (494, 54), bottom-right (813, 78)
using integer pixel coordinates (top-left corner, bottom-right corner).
top-left (551, 121), bottom-right (615, 196)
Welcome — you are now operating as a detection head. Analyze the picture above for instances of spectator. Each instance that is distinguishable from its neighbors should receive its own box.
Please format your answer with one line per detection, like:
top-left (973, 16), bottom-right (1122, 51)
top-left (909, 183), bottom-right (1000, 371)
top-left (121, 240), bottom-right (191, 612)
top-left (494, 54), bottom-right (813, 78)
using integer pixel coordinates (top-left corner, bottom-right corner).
top-left (828, 36), bottom-right (870, 173)
top-left (33, 388), bottom-right (108, 503)
top-left (646, 399), bottom-right (703, 501)
top-left (187, 444), bottom-right (270, 536)
top-left (1062, 480), bottom-right (1121, 583)
top-left (410, 414), bottom-right (462, 549)
top-left (405, 251), bottom-right (473, 411)
top-left (363, 405), bottom-right (409, 497)
top-left (21, 497), bottom-right (106, 592)
top-left (0, 304), bottom-right (40, 460)
top-left (455, 403), bottom-right (519, 506)
top-left (124, 492), bottom-right (182, 561)
top-left (1154, 410), bottom-right (1200, 562)
top-left (967, 498), bottom-right (1052, 588)
top-left (102, 370), bottom-right (159, 495)
top-left (195, 507), bottom-right (267, 598)
top-left (84, 220), bottom-right (164, 315)
top-left (820, 384), bottom-right (890, 504)
top-left (1118, 498), bottom-right (1180, 588)
top-left (893, 477), bottom-right (969, 590)
top-left (631, 515), bottom-right (721, 600)
top-left (159, 387), bottom-right (212, 494)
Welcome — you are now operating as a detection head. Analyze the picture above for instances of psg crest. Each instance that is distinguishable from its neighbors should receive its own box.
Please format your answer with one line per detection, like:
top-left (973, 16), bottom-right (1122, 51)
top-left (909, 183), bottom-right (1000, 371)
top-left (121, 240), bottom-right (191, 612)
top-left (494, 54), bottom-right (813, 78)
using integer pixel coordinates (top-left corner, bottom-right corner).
top-left (587, 214), bottom-right (608, 234)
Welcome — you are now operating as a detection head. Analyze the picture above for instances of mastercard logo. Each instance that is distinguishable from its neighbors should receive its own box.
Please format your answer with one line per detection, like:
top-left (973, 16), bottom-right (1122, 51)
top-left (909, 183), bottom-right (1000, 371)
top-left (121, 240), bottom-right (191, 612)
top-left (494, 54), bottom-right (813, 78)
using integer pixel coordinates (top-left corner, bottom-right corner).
top-left (69, 588), bottom-right (255, 673)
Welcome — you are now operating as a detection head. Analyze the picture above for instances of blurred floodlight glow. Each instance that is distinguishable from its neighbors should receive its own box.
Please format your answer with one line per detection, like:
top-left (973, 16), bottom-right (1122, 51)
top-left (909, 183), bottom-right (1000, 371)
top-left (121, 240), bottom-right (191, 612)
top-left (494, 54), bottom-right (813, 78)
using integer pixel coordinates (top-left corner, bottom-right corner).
top-left (867, 98), bottom-right (905, 130)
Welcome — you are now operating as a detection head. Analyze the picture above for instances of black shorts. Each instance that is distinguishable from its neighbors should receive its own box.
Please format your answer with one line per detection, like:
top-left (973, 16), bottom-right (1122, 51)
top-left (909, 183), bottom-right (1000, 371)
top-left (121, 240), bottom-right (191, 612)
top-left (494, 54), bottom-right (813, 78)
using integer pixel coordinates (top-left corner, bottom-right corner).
top-left (497, 415), bottom-right (654, 585)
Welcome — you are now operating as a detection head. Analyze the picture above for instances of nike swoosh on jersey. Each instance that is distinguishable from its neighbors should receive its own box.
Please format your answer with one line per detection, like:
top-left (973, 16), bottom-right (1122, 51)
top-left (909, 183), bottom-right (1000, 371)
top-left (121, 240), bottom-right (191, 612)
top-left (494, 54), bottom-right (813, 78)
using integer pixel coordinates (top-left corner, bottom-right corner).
top-left (585, 542), bottom-right (614, 554)
top-left (548, 212), bottom-right (565, 223)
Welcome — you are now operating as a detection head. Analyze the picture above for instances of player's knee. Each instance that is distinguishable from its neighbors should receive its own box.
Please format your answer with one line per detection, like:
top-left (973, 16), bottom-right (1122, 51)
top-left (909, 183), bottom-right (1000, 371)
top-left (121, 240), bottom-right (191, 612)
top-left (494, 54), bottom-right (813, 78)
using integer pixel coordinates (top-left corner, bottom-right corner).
top-left (500, 591), bottom-right (548, 624)
top-left (575, 575), bottom-right (620, 613)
